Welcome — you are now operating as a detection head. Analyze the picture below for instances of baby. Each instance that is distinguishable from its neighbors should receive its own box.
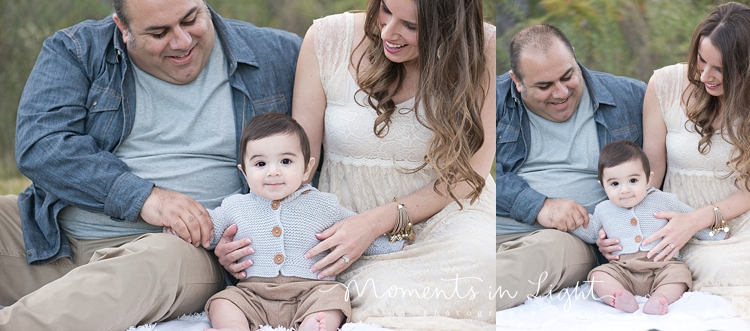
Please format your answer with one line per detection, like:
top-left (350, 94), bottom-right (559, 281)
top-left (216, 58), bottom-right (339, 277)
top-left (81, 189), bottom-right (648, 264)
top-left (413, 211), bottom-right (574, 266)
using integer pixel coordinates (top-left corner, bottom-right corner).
top-left (175, 112), bottom-right (403, 331)
top-left (570, 140), bottom-right (725, 315)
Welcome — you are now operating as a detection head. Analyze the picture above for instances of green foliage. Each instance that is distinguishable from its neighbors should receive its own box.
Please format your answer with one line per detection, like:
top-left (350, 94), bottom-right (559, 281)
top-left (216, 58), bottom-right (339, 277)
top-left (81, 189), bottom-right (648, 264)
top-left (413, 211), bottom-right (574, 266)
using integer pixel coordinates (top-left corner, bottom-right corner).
top-left (497, 0), bottom-right (750, 81)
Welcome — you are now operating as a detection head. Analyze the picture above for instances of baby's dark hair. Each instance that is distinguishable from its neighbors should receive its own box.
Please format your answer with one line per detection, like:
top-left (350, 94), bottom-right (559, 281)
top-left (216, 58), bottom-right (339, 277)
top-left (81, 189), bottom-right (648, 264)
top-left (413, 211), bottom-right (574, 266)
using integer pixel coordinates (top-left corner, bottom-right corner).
top-left (239, 112), bottom-right (311, 171)
top-left (597, 140), bottom-right (650, 185)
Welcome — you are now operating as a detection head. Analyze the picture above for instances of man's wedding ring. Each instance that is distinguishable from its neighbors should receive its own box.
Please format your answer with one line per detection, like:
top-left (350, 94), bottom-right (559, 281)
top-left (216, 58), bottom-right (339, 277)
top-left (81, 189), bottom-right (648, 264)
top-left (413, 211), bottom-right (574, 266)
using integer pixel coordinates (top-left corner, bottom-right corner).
top-left (341, 255), bottom-right (350, 264)
top-left (668, 243), bottom-right (675, 249)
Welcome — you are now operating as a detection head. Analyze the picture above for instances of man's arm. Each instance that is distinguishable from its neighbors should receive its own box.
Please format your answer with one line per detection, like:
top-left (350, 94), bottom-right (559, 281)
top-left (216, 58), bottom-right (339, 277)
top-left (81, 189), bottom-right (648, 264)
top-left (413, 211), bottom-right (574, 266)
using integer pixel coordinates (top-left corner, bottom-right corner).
top-left (15, 31), bottom-right (152, 223)
top-left (495, 170), bottom-right (545, 225)
top-left (15, 28), bottom-right (212, 247)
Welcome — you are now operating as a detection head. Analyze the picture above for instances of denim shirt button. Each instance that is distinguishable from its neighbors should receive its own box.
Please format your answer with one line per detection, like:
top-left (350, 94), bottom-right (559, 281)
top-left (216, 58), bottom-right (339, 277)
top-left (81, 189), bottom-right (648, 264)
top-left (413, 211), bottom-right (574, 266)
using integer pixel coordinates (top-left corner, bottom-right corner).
top-left (92, 101), bottom-right (98, 107)
top-left (27, 251), bottom-right (33, 257)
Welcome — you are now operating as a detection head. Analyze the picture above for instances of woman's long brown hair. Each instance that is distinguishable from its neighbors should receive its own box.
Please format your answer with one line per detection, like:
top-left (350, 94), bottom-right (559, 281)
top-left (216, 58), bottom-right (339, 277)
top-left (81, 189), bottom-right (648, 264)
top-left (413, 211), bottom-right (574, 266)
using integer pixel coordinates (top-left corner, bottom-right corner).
top-left (685, 2), bottom-right (750, 190)
top-left (353, 0), bottom-right (489, 206)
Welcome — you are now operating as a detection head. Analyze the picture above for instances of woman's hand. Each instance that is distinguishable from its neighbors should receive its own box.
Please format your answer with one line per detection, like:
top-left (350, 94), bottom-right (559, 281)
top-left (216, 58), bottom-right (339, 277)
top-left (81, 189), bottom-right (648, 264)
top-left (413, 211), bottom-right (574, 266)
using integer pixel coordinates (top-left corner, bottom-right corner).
top-left (213, 224), bottom-right (255, 280)
top-left (305, 213), bottom-right (383, 279)
top-left (643, 209), bottom-right (709, 262)
top-left (596, 228), bottom-right (622, 261)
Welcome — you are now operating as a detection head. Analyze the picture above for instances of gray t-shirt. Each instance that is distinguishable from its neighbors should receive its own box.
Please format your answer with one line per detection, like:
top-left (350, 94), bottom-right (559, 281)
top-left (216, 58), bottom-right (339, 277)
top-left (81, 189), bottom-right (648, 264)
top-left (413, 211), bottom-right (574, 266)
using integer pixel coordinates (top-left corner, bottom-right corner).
top-left (59, 33), bottom-right (241, 239)
top-left (497, 82), bottom-right (606, 234)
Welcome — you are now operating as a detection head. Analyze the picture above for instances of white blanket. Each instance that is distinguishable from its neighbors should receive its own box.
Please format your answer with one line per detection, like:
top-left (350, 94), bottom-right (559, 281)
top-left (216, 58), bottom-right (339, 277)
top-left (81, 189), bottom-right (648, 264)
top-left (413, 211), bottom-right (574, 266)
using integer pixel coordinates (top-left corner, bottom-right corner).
top-left (495, 284), bottom-right (749, 331)
top-left (126, 312), bottom-right (394, 331)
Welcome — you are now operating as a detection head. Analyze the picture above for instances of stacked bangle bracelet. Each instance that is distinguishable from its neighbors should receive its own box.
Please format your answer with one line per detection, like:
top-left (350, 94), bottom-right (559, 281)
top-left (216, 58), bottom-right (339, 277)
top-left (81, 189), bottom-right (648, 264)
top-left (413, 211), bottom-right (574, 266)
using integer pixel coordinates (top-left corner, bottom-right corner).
top-left (388, 197), bottom-right (415, 242)
top-left (709, 203), bottom-right (729, 237)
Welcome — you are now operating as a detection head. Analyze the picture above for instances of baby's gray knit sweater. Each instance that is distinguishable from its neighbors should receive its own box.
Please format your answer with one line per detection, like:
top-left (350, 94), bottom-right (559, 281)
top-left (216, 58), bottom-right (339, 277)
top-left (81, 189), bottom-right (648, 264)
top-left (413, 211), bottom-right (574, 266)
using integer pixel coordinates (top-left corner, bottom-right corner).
top-left (208, 184), bottom-right (403, 281)
top-left (571, 187), bottom-right (725, 258)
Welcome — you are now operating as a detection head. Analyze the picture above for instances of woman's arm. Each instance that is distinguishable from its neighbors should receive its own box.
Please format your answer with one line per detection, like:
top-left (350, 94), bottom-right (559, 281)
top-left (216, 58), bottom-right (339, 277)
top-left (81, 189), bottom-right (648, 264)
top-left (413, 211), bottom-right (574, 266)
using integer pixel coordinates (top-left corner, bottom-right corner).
top-left (292, 23), bottom-right (327, 180)
top-left (642, 74), bottom-right (668, 190)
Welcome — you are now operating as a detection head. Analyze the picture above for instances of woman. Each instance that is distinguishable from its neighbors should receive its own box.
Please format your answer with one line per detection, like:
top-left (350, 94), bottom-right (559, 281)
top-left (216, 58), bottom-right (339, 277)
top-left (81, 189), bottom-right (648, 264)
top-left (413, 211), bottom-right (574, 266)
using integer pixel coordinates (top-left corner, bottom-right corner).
top-left (640, 2), bottom-right (750, 320)
top-left (282, 0), bottom-right (494, 329)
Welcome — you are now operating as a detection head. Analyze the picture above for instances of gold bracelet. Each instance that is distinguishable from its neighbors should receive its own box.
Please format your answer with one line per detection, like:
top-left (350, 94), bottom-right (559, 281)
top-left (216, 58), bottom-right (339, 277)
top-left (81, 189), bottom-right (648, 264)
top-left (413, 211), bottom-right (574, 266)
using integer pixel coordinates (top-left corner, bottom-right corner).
top-left (388, 197), bottom-right (415, 243)
top-left (709, 203), bottom-right (729, 237)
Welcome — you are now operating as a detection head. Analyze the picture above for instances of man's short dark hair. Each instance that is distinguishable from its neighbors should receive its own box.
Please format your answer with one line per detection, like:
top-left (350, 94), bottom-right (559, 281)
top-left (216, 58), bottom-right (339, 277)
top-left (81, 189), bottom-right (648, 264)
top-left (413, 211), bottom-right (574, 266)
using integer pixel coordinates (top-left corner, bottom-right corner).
top-left (509, 24), bottom-right (575, 81)
top-left (597, 140), bottom-right (651, 185)
top-left (113, 0), bottom-right (129, 27)
top-left (238, 112), bottom-right (311, 171)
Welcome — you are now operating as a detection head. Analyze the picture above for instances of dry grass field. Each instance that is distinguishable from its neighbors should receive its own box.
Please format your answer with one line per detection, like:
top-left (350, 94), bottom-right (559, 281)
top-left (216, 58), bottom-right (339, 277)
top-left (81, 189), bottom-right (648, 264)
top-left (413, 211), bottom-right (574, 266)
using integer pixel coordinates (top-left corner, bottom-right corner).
top-left (0, 176), bottom-right (30, 195)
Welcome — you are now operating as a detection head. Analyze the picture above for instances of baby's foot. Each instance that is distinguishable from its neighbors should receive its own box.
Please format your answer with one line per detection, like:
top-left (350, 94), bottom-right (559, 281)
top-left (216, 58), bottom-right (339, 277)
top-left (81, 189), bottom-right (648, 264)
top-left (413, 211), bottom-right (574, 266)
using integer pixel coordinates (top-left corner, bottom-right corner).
top-left (298, 312), bottom-right (327, 331)
top-left (643, 296), bottom-right (669, 315)
top-left (611, 290), bottom-right (638, 313)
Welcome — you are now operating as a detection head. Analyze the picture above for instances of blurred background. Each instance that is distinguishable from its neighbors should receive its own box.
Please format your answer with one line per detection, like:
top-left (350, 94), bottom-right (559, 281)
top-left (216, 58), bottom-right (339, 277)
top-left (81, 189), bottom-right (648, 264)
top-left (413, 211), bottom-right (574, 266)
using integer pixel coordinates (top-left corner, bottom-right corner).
top-left (497, 0), bottom-right (750, 81)
top-left (0, 0), bottom-right (496, 195)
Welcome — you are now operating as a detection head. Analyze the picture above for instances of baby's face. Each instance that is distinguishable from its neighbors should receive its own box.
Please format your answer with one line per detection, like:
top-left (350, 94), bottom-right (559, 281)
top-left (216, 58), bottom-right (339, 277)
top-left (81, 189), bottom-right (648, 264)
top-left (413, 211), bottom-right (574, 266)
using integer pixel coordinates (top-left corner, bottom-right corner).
top-left (601, 160), bottom-right (652, 209)
top-left (239, 133), bottom-right (313, 201)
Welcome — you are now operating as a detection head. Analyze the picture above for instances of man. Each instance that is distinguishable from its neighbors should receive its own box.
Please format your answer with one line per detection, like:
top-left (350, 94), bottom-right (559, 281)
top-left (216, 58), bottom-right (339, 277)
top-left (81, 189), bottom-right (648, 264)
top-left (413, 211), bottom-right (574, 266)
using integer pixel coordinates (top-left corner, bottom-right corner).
top-left (495, 24), bottom-right (646, 310)
top-left (0, 0), bottom-right (300, 329)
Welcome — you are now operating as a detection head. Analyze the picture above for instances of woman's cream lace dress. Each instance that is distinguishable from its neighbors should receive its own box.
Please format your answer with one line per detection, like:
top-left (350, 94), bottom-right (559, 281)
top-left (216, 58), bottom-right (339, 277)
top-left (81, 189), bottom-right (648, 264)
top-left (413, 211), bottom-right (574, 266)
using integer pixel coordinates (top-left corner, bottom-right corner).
top-left (653, 63), bottom-right (750, 321)
top-left (312, 12), bottom-right (496, 330)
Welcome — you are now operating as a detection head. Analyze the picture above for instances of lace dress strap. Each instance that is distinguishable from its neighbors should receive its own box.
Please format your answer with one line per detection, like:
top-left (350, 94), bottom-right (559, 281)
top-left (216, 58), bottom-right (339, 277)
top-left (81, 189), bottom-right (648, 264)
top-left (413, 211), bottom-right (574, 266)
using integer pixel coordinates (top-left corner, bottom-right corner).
top-left (313, 12), bottom-right (354, 104)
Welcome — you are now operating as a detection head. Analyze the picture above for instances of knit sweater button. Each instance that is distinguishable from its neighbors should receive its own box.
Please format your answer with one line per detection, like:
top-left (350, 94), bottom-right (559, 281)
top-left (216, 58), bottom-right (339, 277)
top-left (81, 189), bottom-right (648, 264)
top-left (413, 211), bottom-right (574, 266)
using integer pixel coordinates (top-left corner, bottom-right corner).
top-left (630, 218), bottom-right (638, 226)
top-left (274, 253), bottom-right (284, 264)
top-left (272, 226), bottom-right (282, 237)
top-left (271, 200), bottom-right (280, 210)
top-left (634, 235), bottom-right (642, 243)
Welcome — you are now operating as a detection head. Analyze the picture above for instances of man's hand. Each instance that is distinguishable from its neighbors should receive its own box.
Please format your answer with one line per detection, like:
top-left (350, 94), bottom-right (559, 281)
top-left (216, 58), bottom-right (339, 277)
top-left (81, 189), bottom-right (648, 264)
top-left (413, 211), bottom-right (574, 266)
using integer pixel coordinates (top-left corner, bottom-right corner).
top-left (214, 224), bottom-right (254, 280)
top-left (140, 187), bottom-right (212, 248)
top-left (536, 198), bottom-right (589, 231)
top-left (596, 228), bottom-right (621, 261)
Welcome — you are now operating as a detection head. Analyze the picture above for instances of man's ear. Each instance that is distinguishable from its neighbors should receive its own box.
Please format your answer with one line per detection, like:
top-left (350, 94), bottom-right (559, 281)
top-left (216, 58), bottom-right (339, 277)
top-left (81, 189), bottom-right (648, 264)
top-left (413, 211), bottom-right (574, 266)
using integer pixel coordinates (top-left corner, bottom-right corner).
top-left (112, 14), bottom-right (131, 46)
top-left (508, 70), bottom-right (524, 93)
top-left (303, 157), bottom-right (316, 182)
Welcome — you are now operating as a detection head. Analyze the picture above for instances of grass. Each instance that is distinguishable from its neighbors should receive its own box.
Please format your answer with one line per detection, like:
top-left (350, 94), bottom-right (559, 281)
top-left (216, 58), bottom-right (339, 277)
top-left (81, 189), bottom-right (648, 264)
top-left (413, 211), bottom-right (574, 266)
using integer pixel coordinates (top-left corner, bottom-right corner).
top-left (0, 176), bottom-right (30, 195)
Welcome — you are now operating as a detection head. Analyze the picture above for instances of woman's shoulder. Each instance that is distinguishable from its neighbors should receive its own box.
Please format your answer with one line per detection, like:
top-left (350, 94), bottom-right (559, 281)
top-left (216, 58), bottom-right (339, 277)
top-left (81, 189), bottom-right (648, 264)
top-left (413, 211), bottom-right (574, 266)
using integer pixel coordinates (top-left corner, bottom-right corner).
top-left (651, 63), bottom-right (687, 83)
top-left (483, 22), bottom-right (496, 41)
top-left (313, 11), bottom-right (360, 31)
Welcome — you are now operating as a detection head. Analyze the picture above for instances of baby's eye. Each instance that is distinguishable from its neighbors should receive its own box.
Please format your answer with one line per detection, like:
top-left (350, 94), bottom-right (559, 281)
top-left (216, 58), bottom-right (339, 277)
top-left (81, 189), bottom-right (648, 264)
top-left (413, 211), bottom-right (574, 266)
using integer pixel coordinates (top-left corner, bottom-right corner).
top-left (610, 181), bottom-right (619, 187)
top-left (255, 161), bottom-right (266, 167)
top-left (281, 158), bottom-right (292, 165)
top-left (629, 178), bottom-right (638, 183)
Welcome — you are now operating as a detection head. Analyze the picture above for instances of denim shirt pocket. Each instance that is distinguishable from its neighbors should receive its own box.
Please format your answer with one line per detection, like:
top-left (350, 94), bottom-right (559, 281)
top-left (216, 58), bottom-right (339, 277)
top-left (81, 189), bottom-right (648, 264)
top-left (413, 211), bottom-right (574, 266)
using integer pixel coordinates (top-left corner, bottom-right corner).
top-left (496, 123), bottom-right (520, 164)
top-left (85, 84), bottom-right (122, 151)
top-left (609, 124), bottom-right (639, 144)
top-left (251, 94), bottom-right (288, 116)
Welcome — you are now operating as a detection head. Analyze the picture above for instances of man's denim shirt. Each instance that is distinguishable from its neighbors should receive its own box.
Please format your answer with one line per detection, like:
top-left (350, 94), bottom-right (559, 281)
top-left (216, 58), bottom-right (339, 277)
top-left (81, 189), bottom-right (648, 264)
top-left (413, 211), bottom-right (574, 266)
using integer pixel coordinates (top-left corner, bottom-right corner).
top-left (15, 8), bottom-right (302, 265)
top-left (495, 63), bottom-right (646, 227)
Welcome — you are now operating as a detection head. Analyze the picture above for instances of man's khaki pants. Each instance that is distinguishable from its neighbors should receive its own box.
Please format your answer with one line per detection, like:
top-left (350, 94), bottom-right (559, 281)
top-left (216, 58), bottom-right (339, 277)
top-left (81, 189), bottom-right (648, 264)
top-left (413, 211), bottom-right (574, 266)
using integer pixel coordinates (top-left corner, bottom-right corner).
top-left (496, 229), bottom-right (596, 310)
top-left (0, 195), bottom-right (225, 331)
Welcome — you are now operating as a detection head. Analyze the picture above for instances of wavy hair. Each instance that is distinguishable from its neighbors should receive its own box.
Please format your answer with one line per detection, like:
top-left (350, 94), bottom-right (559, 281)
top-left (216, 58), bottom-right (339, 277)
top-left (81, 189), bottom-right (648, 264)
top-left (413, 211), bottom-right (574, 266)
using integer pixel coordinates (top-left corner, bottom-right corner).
top-left (685, 2), bottom-right (750, 190)
top-left (353, 0), bottom-right (488, 206)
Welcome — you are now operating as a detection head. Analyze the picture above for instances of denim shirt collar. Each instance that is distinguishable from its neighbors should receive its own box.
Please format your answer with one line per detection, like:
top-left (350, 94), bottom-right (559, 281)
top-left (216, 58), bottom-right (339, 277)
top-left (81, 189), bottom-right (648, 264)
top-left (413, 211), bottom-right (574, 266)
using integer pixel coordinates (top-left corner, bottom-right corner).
top-left (579, 61), bottom-right (617, 110)
top-left (209, 6), bottom-right (258, 73)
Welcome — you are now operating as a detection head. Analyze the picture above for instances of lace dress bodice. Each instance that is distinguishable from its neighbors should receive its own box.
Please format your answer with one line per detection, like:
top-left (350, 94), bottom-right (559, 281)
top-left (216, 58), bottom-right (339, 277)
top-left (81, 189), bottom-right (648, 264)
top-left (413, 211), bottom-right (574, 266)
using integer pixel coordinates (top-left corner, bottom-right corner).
top-left (314, 12), bottom-right (436, 213)
top-left (654, 63), bottom-right (738, 208)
